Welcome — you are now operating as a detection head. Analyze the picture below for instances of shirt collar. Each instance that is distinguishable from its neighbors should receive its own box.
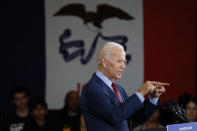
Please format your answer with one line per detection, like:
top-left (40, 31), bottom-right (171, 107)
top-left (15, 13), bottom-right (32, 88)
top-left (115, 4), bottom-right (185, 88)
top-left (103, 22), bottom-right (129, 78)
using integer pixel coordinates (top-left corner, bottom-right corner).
top-left (96, 70), bottom-right (113, 89)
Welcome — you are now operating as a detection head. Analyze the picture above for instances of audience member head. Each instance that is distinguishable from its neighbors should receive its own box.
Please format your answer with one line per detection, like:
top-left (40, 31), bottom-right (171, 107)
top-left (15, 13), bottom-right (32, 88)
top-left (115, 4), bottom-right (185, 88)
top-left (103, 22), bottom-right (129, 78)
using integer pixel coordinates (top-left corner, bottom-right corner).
top-left (11, 86), bottom-right (30, 111)
top-left (97, 42), bottom-right (126, 81)
top-left (64, 90), bottom-right (80, 114)
top-left (178, 92), bottom-right (193, 109)
top-left (30, 97), bottom-right (48, 122)
top-left (185, 97), bottom-right (197, 122)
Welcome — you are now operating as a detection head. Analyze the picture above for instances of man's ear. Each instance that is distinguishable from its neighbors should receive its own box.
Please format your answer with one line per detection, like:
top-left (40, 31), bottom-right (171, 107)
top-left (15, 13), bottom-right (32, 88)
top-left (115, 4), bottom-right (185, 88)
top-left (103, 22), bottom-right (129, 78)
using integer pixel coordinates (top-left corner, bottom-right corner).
top-left (102, 58), bottom-right (107, 68)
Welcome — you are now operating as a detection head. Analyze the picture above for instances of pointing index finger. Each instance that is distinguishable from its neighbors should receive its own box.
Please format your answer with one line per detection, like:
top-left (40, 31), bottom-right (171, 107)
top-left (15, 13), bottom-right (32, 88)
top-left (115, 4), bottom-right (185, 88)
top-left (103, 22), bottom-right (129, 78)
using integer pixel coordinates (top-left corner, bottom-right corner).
top-left (150, 81), bottom-right (170, 87)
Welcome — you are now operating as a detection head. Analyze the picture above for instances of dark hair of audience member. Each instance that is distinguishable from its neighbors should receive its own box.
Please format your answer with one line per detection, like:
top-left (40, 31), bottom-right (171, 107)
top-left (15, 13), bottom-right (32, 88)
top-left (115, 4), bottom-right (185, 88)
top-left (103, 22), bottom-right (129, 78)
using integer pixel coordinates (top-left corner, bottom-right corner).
top-left (29, 97), bottom-right (47, 112)
top-left (11, 85), bottom-right (29, 100)
top-left (178, 92), bottom-right (193, 109)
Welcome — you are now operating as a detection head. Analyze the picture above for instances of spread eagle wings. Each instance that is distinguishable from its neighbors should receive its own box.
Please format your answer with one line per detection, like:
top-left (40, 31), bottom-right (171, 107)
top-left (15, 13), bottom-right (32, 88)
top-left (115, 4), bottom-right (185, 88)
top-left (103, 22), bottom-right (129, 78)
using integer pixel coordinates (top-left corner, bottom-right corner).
top-left (54, 3), bottom-right (134, 28)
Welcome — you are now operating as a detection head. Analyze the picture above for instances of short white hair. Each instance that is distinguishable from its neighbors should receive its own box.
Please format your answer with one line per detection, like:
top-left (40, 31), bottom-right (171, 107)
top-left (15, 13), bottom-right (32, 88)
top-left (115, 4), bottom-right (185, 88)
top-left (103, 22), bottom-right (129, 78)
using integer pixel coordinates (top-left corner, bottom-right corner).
top-left (97, 42), bottom-right (124, 64)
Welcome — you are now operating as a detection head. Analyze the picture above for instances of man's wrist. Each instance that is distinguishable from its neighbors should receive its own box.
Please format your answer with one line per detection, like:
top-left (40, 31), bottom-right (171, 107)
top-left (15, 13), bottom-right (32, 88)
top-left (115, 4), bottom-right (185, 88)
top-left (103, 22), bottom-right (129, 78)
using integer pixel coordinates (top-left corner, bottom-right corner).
top-left (148, 95), bottom-right (159, 105)
top-left (135, 92), bottom-right (145, 103)
top-left (137, 90), bottom-right (146, 96)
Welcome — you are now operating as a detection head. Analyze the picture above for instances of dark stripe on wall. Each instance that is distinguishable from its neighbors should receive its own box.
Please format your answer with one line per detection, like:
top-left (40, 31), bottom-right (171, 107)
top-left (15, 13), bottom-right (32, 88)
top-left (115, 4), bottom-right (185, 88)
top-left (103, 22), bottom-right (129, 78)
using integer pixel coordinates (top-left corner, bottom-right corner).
top-left (0, 0), bottom-right (45, 109)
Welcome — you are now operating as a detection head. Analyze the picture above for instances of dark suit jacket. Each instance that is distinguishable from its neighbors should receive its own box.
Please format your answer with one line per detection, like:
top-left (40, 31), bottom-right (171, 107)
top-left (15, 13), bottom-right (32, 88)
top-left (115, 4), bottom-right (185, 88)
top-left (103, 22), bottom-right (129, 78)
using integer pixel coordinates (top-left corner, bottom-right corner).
top-left (80, 73), bottom-right (158, 131)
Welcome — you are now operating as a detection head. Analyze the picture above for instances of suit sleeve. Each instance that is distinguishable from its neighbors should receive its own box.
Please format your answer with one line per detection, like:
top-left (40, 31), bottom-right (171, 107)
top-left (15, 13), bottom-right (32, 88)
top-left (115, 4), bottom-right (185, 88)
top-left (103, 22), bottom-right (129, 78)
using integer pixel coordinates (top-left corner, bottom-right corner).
top-left (131, 99), bottom-right (159, 125)
top-left (118, 84), bottom-right (159, 123)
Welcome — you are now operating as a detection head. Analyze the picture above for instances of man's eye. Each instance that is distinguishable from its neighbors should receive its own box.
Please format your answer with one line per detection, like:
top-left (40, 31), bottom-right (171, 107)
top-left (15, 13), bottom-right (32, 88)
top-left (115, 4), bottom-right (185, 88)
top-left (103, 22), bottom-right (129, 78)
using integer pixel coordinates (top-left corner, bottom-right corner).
top-left (117, 60), bottom-right (125, 64)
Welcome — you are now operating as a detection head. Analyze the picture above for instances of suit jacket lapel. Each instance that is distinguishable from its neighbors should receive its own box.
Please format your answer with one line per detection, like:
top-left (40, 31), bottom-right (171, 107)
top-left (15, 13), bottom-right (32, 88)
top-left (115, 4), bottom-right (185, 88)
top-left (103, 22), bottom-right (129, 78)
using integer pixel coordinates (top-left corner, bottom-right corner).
top-left (93, 74), bottom-right (122, 105)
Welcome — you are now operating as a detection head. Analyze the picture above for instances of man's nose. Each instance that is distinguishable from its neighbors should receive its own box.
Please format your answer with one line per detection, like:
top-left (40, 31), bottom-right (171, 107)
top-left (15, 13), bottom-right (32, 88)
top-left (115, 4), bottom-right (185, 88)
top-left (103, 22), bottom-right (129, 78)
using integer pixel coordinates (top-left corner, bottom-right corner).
top-left (121, 62), bottom-right (125, 69)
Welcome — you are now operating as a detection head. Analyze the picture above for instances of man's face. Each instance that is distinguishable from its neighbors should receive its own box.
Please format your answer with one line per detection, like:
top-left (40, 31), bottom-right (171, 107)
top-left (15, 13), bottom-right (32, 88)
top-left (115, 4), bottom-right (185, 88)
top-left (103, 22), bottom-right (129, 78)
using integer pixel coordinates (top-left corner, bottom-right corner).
top-left (104, 48), bottom-right (126, 81)
top-left (67, 92), bottom-right (80, 111)
top-left (32, 104), bottom-right (47, 120)
top-left (13, 92), bottom-right (29, 110)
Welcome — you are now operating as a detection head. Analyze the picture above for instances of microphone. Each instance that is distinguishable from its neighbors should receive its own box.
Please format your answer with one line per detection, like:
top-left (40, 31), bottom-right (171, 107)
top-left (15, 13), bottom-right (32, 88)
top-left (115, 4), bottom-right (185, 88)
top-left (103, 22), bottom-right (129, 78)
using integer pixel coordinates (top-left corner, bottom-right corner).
top-left (164, 99), bottom-right (189, 123)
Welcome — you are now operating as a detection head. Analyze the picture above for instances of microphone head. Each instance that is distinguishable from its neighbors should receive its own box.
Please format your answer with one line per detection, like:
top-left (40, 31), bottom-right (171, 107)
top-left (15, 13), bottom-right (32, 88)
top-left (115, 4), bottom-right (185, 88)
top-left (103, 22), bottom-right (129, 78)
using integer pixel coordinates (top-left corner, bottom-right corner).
top-left (164, 99), bottom-right (189, 123)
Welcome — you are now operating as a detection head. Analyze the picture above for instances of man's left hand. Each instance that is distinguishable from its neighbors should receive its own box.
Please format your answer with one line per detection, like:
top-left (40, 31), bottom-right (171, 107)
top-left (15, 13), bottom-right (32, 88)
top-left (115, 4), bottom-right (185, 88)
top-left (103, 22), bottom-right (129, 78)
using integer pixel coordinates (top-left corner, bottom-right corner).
top-left (149, 81), bottom-right (169, 98)
top-left (150, 86), bottom-right (166, 98)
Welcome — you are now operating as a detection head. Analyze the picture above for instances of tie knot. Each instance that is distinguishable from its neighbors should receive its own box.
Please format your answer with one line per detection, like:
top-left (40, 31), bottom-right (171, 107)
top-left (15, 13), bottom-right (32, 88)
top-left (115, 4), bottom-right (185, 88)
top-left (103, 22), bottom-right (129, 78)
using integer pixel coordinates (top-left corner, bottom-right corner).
top-left (112, 82), bottom-right (117, 89)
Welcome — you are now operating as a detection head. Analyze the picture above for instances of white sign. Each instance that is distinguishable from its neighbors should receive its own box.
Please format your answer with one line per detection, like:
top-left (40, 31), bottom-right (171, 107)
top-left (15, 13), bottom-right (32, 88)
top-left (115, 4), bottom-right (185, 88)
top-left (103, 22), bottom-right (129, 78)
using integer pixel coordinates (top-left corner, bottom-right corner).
top-left (45, 0), bottom-right (144, 109)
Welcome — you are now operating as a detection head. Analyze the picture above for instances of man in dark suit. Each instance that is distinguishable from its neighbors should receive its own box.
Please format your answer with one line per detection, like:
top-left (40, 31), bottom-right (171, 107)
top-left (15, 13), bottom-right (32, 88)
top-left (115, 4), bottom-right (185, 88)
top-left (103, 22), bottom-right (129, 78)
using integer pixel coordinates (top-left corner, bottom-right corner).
top-left (80, 42), bottom-right (169, 131)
